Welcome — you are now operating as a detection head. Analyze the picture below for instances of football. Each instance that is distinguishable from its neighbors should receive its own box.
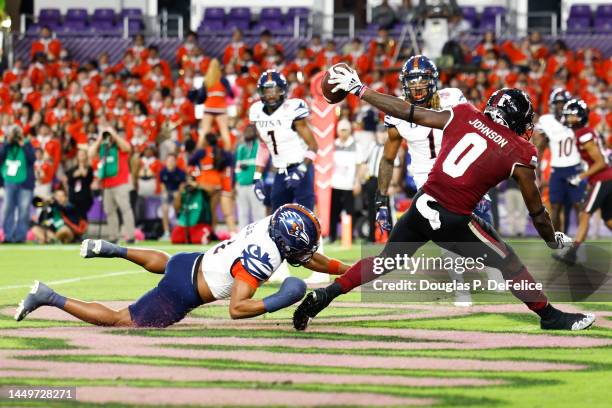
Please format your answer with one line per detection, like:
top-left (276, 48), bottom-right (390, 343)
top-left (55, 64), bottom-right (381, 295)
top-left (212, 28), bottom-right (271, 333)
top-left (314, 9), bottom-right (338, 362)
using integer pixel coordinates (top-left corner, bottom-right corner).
top-left (321, 63), bottom-right (351, 104)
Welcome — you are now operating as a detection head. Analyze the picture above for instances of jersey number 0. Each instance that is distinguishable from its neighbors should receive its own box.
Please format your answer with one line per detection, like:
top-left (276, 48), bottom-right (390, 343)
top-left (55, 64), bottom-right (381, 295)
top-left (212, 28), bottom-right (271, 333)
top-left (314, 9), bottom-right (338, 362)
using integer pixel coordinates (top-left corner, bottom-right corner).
top-left (442, 133), bottom-right (487, 178)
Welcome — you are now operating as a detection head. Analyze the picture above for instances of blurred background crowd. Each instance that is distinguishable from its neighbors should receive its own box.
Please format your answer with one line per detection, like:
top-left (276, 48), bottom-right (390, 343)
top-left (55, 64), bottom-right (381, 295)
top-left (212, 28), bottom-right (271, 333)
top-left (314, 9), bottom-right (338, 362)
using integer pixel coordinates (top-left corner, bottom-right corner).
top-left (0, 0), bottom-right (610, 244)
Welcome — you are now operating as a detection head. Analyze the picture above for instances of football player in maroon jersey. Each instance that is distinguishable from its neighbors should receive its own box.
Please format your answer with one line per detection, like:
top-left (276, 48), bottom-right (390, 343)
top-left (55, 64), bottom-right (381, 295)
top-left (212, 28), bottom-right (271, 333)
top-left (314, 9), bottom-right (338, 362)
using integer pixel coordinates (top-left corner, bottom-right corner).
top-left (293, 65), bottom-right (595, 331)
top-left (553, 99), bottom-right (612, 265)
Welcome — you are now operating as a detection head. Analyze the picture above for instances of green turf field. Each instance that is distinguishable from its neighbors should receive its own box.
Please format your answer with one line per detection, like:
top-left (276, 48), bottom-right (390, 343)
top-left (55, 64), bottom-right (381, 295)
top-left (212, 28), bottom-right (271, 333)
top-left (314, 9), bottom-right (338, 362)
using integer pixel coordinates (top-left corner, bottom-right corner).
top-left (0, 241), bottom-right (611, 407)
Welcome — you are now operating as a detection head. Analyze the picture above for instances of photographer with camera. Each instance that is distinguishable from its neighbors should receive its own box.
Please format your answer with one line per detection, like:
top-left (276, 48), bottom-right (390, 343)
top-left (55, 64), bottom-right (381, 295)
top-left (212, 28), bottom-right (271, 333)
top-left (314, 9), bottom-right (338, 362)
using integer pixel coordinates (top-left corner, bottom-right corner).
top-left (88, 124), bottom-right (135, 243)
top-left (0, 126), bottom-right (36, 243)
top-left (171, 171), bottom-right (213, 244)
top-left (31, 189), bottom-right (87, 244)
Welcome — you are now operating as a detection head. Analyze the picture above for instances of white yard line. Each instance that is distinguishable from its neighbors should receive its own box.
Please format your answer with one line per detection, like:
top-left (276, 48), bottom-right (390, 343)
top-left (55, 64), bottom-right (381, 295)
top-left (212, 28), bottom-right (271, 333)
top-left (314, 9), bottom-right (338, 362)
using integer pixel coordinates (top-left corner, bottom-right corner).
top-left (0, 270), bottom-right (142, 291)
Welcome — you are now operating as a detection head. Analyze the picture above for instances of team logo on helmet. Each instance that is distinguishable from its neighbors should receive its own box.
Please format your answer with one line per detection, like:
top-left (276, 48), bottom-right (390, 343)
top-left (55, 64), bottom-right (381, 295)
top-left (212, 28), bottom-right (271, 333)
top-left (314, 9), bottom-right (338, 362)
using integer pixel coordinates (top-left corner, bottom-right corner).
top-left (278, 209), bottom-right (310, 246)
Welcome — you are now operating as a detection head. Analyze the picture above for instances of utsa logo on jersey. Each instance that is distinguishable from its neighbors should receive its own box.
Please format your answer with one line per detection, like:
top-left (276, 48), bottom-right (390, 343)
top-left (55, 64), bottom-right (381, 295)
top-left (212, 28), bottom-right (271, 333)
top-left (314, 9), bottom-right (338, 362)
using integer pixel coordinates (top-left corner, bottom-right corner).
top-left (241, 244), bottom-right (274, 281)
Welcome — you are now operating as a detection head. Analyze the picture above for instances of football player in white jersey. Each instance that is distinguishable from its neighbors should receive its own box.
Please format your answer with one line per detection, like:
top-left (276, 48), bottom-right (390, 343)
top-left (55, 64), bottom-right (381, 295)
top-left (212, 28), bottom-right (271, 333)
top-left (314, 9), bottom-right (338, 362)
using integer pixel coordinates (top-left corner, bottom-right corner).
top-left (249, 70), bottom-right (318, 211)
top-left (249, 70), bottom-right (327, 283)
top-left (379, 55), bottom-right (500, 306)
top-left (15, 204), bottom-right (349, 327)
top-left (534, 88), bottom-right (585, 232)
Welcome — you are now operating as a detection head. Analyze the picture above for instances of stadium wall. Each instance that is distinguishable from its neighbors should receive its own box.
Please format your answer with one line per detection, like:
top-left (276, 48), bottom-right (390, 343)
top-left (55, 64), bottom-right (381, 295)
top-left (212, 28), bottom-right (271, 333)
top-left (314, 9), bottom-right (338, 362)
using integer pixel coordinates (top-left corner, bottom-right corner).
top-left (34, 0), bottom-right (156, 15)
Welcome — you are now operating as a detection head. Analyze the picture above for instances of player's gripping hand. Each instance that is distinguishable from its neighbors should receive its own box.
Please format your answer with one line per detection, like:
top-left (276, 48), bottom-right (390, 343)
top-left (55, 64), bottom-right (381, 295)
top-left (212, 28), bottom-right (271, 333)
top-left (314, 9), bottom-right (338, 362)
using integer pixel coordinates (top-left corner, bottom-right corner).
top-left (548, 232), bottom-right (573, 249)
top-left (285, 163), bottom-right (308, 188)
top-left (253, 178), bottom-right (267, 202)
top-left (328, 66), bottom-right (364, 95)
top-left (567, 175), bottom-right (582, 187)
top-left (375, 192), bottom-right (392, 233)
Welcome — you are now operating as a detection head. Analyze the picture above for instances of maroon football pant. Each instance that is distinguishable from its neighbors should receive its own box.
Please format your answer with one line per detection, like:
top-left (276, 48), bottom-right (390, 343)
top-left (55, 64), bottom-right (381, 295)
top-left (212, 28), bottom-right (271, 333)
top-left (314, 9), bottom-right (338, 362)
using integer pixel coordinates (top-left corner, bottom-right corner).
top-left (336, 190), bottom-right (548, 312)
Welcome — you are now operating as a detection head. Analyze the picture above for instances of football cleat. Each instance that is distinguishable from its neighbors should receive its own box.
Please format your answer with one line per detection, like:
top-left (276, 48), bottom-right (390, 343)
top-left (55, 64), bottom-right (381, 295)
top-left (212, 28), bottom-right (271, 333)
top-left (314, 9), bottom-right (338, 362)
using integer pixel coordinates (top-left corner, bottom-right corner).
top-left (14, 281), bottom-right (53, 321)
top-left (541, 311), bottom-right (595, 331)
top-left (293, 288), bottom-right (331, 331)
top-left (80, 239), bottom-right (121, 258)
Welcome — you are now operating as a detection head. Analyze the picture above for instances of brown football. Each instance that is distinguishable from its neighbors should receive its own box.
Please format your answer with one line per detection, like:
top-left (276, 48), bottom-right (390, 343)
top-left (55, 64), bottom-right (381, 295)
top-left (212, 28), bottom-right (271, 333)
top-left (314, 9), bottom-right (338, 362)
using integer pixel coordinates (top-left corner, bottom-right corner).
top-left (321, 63), bottom-right (350, 104)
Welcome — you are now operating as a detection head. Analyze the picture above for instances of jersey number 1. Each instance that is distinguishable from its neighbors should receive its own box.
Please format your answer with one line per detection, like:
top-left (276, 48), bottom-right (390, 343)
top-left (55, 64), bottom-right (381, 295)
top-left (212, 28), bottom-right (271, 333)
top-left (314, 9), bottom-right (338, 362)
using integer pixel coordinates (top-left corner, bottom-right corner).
top-left (442, 133), bottom-right (487, 178)
top-left (268, 130), bottom-right (279, 154)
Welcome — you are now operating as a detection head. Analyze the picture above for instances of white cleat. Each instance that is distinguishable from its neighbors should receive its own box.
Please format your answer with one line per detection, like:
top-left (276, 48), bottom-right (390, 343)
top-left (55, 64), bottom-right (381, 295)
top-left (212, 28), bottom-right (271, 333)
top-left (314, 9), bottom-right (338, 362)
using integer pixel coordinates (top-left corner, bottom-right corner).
top-left (304, 272), bottom-right (329, 285)
top-left (14, 281), bottom-right (47, 321)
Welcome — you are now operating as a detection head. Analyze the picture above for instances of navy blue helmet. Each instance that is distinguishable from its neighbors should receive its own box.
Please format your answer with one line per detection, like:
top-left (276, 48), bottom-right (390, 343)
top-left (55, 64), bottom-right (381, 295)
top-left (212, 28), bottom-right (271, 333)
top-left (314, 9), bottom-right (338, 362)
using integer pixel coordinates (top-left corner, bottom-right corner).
top-left (485, 88), bottom-right (535, 137)
top-left (549, 88), bottom-right (572, 119)
top-left (269, 204), bottom-right (321, 266)
top-left (561, 99), bottom-right (589, 129)
top-left (257, 69), bottom-right (288, 111)
top-left (399, 55), bottom-right (439, 104)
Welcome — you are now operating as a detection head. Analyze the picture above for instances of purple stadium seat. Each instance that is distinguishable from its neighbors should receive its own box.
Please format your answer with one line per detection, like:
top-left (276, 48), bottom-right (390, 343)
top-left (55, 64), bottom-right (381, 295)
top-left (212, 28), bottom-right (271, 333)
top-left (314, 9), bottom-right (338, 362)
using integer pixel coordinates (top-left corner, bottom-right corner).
top-left (26, 23), bottom-right (41, 36)
top-left (39, 8), bottom-right (61, 24)
top-left (596, 4), bottom-right (612, 16)
top-left (567, 17), bottom-right (591, 32)
top-left (65, 8), bottom-right (88, 23)
top-left (228, 7), bottom-right (251, 22)
top-left (64, 20), bottom-right (87, 31)
top-left (569, 5), bottom-right (591, 18)
top-left (261, 8), bottom-right (282, 21)
top-left (127, 20), bottom-right (143, 35)
top-left (286, 7), bottom-right (309, 19)
top-left (199, 20), bottom-right (226, 35)
top-left (479, 17), bottom-right (497, 31)
top-left (204, 7), bottom-right (225, 21)
top-left (121, 8), bottom-right (143, 18)
top-left (93, 8), bottom-right (116, 23)
top-left (594, 17), bottom-right (612, 31)
top-left (482, 6), bottom-right (506, 17)
top-left (460, 6), bottom-right (477, 28)
top-left (225, 19), bottom-right (250, 31)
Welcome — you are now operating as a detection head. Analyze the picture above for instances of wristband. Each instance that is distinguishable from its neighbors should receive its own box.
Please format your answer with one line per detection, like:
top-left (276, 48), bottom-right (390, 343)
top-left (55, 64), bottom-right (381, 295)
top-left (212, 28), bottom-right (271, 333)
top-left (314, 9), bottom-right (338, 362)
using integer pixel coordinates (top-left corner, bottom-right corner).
top-left (529, 207), bottom-right (546, 218)
top-left (328, 259), bottom-right (341, 275)
top-left (253, 171), bottom-right (262, 180)
top-left (358, 85), bottom-right (368, 99)
top-left (304, 150), bottom-right (317, 161)
top-left (408, 104), bottom-right (415, 123)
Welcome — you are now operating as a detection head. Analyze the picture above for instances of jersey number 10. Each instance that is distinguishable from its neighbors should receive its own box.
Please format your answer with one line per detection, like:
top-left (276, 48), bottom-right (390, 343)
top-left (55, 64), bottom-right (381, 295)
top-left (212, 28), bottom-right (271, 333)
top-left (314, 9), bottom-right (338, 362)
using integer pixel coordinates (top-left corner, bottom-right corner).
top-left (442, 133), bottom-right (488, 178)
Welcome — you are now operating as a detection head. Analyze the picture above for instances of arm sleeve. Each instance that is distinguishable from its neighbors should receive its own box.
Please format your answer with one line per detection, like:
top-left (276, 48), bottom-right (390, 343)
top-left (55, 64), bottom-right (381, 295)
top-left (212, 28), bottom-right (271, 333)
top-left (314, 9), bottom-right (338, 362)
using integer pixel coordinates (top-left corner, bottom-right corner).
top-left (255, 141), bottom-right (270, 168)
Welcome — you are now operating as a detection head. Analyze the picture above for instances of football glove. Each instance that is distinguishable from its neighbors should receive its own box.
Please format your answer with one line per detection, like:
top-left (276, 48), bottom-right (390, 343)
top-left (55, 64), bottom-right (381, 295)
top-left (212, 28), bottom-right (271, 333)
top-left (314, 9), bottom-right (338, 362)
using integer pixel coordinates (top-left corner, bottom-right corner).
top-left (253, 178), bottom-right (267, 202)
top-left (549, 231), bottom-right (574, 249)
top-left (567, 175), bottom-right (582, 187)
top-left (375, 192), bottom-right (392, 233)
top-left (327, 65), bottom-right (364, 96)
top-left (285, 163), bottom-right (308, 188)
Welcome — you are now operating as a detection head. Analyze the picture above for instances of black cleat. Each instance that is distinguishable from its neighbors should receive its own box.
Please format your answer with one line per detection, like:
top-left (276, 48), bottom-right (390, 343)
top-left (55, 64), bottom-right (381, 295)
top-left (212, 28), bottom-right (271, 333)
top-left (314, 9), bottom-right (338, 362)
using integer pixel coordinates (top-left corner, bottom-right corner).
top-left (293, 288), bottom-right (331, 331)
top-left (552, 247), bottom-right (577, 266)
top-left (541, 311), bottom-right (595, 331)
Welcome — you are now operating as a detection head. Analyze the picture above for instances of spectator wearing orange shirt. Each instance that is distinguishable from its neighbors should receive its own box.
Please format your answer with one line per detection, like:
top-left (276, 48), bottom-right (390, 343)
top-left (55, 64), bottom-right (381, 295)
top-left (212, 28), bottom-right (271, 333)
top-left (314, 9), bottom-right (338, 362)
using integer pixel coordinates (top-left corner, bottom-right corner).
top-left (223, 29), bottom-right (247, 66)
top-left (176, 31), bottom-right (199, 67)
top-left (253, 30), bottom-right (284, 63)
top-left (31, 26), bottom-right (62, 61)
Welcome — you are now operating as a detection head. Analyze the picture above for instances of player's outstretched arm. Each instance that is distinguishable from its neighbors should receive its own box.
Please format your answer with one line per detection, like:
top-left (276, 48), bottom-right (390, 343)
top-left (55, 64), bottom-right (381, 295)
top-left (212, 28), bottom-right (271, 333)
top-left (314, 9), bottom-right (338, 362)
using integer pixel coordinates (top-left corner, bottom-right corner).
top-left (303, 252), bottom-right (351, 275)
top-left (229, 276), bottom-right (306, 319)
top-left (361, 88), bottom-right (451, 130)
top-left (327, 65), bottom-right (450, 129)
top-left (513, 166), bottom-right (563, 248)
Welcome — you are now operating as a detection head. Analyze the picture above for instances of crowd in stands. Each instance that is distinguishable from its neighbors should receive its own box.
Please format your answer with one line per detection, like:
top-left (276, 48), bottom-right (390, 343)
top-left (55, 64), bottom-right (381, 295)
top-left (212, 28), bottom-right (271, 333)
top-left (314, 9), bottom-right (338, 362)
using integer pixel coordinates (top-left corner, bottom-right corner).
top-left (0, 16), bottom-right (610, 244)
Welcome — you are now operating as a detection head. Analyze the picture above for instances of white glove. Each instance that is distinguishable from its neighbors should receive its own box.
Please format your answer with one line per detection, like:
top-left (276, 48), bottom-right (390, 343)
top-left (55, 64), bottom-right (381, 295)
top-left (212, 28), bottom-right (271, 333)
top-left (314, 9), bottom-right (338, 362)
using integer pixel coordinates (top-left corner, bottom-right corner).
top-left (327, 65), bottom-right (364, 95)
top-left (552, 231), bottom-right (573, 249)
top-left (567, 175), bottom-right (582, 187)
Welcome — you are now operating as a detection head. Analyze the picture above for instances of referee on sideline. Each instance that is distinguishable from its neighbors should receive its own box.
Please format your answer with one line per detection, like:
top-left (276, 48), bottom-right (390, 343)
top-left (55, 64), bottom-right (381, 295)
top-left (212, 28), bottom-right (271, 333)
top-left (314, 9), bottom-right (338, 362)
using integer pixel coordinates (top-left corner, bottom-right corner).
top-left (363, 125), bottom-right (401, 242)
